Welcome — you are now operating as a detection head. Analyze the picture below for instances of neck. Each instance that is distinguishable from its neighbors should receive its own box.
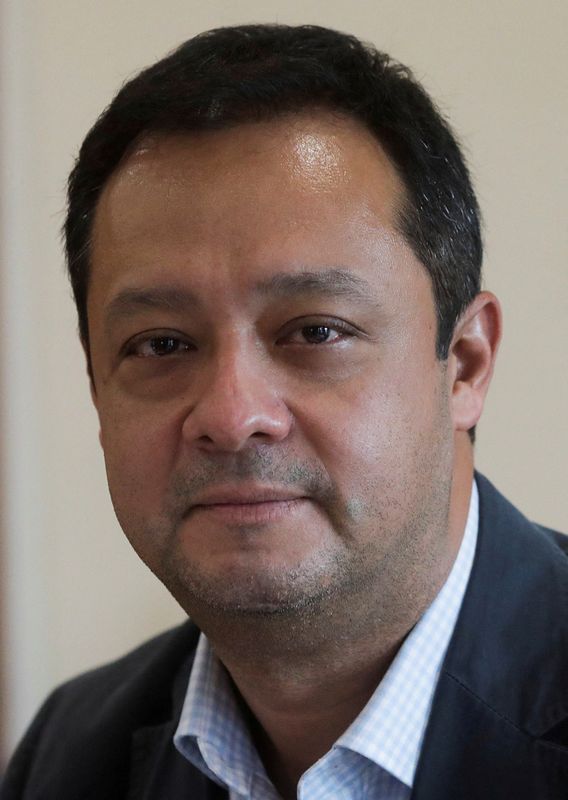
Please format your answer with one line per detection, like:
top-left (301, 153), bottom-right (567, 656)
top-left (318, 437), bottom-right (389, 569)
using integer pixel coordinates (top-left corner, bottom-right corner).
top-left (209, 606), bottom-right (406, 797)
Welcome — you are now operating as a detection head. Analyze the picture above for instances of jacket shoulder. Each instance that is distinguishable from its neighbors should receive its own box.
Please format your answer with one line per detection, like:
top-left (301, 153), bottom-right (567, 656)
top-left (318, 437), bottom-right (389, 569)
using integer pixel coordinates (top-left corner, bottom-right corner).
top-left (1, 620), bottom-right (200, 799)
top-left (53, 618), bottom-right (198, 704)
top-left (539, 525), bottom-right (568, 556)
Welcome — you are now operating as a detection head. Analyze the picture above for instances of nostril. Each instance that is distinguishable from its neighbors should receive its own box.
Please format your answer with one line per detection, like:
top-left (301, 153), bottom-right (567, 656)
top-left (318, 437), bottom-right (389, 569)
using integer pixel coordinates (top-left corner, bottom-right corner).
top-left (184, 404), bottom-right (293, 453)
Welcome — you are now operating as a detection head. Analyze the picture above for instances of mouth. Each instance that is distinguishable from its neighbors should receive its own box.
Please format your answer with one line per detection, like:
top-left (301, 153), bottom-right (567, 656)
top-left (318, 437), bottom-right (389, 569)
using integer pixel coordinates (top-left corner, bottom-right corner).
top-left (187, 486), bottom-right (310, 525)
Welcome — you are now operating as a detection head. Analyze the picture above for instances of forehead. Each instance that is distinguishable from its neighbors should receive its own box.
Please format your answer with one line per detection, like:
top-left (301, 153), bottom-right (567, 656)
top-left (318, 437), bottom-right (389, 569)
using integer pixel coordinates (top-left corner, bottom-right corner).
top-left (95, 112), bottom-right (402, 239)
top-left (89, 111), bottom-right (430, 318)
top-left (113, 110), bottom-right (400, 194)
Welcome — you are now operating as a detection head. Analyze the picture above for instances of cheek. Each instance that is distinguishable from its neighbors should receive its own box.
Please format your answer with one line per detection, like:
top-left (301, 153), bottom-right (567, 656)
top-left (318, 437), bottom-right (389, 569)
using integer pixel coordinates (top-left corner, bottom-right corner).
top-left (303, 363), bottom-right (448, 507)
top-left (98, 395), bottom-right (182, 519)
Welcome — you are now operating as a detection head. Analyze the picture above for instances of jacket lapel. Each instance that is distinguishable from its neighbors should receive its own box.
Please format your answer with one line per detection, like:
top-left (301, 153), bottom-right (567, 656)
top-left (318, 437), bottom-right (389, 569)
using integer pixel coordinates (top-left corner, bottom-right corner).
top-left (411, 672), bottom-right (568, 799)
top-left (127, 646), bottom-right (229, 800)
top-left (128, 721), bottom-right (228, 800)
top-left (412, 474), bottom-right (568, 799)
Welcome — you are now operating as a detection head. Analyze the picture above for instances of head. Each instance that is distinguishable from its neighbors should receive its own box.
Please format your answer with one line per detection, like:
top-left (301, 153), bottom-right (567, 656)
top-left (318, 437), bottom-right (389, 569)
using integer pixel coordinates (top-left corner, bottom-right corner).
top-left (65, 25), bottom-right (501, 632)
top-left (66, 24), bottom-right (482, 368)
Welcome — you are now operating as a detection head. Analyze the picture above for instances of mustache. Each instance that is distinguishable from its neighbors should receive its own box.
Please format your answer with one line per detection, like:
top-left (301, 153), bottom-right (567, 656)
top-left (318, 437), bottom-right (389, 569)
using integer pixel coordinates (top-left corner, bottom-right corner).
top-left (165, 449), bottom-right (338, 519)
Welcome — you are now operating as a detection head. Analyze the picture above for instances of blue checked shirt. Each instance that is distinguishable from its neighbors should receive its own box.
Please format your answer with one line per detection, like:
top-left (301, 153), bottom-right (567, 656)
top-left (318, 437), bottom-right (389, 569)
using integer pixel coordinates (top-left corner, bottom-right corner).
top-left (174, 481), bottom-right (479, 798)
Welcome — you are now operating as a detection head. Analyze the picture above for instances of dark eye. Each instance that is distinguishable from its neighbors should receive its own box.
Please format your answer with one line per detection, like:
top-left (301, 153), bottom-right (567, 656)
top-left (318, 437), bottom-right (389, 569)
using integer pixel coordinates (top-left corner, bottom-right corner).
top-left (126, 335), bottom-right (192, 358)
top-left (301, 325), bottom-right (337, 344)
top-left (280, 320), bottom-right (355, 347)
top-left (148, 337), bottom-right (181, 356)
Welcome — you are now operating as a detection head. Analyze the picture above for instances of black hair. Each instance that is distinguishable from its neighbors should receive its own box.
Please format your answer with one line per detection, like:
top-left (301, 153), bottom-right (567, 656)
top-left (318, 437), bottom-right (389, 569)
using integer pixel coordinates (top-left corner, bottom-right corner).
top-left (65, 24), bottom-right (482, 417)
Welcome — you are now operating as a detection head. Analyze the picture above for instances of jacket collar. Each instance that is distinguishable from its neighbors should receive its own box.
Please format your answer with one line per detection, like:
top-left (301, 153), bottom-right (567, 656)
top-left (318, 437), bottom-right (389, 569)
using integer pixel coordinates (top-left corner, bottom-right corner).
top-left (412, 473), bottom-right (568, 799)
top-left (445, 473), bottom-right (568, 736)
top-left (127, 648), bottom-right (229, 799)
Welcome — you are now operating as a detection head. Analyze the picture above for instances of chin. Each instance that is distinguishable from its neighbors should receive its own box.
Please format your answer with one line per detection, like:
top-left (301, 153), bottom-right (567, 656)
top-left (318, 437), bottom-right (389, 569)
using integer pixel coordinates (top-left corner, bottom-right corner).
top-left (160, 549), bottom-right (349, 619)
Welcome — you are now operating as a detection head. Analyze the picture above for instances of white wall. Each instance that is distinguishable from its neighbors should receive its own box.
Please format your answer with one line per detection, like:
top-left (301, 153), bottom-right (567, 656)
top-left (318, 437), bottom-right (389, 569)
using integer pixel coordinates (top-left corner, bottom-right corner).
top-left (1, 0), bottom-right (566, 761)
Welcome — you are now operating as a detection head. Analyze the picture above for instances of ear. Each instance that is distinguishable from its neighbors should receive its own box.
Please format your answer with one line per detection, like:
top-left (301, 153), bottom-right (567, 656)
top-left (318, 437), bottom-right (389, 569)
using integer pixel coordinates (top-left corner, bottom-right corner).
top-left (82, 338), bottom-right (104, 448)
top-left (448, 291), bottom-right (502, 432)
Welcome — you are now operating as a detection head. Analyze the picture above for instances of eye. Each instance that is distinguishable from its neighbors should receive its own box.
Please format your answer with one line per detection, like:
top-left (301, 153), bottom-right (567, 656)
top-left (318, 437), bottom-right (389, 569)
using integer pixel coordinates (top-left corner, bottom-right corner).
top-left (300, 325), bottom-right (340, 344)
top-left (280, 319), bottom-right (356, 346)
top-left (124, 333), bottom-right (194, 358)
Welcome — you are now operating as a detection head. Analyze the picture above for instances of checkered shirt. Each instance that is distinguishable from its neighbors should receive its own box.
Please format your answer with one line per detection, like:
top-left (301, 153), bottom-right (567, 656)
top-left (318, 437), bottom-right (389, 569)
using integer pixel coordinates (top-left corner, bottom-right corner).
top-left (174, 481), bottom-right (479, 798)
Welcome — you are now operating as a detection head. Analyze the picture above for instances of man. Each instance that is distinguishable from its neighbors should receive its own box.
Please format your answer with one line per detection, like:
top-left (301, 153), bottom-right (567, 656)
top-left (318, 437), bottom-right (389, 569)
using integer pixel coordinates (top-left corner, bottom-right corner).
top-left (2, 23), bottom-right (567, 800)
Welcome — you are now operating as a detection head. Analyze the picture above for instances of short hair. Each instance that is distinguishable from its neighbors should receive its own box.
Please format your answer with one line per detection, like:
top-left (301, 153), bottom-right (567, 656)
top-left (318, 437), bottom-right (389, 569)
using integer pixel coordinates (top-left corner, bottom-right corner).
top-left (65, 23), bottom-right (482, 361)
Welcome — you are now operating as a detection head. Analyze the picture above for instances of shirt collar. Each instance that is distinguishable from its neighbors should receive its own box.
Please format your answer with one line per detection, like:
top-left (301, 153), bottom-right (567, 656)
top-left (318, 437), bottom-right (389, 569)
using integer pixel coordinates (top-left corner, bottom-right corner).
top-left (336, 479), bottom-right (478, 786)
top-left (174, 479), bottom-right (479, 794)
top-left (174, 634), bottom-right (271, 796)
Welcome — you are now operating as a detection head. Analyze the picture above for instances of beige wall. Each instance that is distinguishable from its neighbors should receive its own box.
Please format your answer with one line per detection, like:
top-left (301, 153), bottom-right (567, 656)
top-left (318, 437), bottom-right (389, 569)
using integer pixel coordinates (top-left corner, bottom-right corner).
top-left (1, 0), bottom-right (566, 760)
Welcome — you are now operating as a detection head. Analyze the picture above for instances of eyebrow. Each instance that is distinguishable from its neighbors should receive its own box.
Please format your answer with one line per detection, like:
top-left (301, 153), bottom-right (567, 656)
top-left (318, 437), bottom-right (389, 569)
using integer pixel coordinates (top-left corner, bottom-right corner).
top-left (104, 267), bottom-right (378, 328)
top-left (105, 286), bottom-right (199, 328)
top-left (255, 269), bottom-right (376, 303)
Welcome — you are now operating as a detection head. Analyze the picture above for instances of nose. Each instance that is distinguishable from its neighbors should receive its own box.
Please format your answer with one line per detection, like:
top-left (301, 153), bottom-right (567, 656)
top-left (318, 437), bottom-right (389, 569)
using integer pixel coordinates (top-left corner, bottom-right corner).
top-left (181, 343), bottom-right (293, 452)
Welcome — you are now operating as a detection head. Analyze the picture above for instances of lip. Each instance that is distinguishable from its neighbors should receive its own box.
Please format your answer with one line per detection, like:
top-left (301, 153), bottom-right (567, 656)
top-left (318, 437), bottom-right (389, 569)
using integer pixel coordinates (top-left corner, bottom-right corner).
top-left (187, 486), bottom-right (309, 525)
top-left (191, 485), bottom-right (307, 507)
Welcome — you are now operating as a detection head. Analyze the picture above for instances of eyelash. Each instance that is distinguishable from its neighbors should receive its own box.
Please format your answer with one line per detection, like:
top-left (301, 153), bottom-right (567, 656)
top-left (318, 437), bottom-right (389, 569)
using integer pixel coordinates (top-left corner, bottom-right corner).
top-left (279, 320), bottom-right (356, 346)
top-left (123, 319), bottom-right (357, 358)
top-left (123, 334), bottom-right (194, 358)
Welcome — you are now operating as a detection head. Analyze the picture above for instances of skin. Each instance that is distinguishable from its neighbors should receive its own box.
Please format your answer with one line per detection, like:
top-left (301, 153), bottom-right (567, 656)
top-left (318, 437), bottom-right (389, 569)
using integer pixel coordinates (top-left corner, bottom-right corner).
top-left (87, 112), bottom-right (501, 798)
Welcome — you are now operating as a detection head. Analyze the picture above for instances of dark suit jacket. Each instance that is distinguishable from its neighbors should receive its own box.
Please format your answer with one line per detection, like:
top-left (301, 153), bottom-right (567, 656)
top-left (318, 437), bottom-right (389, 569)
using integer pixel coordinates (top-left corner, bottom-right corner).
top-left (3, 474), bottom-right (568, 799)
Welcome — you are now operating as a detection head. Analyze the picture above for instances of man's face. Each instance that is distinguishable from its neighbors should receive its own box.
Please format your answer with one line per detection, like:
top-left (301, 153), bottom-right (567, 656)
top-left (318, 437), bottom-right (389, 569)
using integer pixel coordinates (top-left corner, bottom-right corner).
top-left (88, 113), bottom-right (455, 621)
